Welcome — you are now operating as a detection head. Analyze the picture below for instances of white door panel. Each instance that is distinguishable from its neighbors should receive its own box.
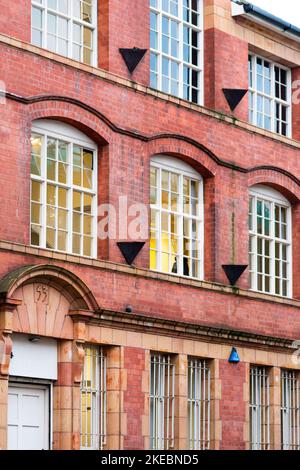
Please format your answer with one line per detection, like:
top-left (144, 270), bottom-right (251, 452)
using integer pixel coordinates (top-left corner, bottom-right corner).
top-left (8, 384), bottom-right (49, 450)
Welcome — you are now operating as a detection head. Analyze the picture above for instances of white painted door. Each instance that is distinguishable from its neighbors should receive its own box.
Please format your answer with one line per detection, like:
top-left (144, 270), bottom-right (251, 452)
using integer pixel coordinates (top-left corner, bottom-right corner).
top-left (8, 384), bottom-right (49, 450)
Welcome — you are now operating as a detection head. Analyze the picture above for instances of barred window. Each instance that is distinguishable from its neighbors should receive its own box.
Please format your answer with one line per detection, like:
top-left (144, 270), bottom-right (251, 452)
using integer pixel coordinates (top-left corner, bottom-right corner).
top-left (249, 185), bottom-right (292, 297)
top-left (281, 370), bottom-right (300, 450)
top-left (80, 346), bottom-right (106, 450)
top-left (248, 54), bottom-right (291, 137)
top-left (150, 156), bottom-right (204, 279)
top-left (188, 358), bottom-right (210, 450)
top-left (250, 366), bottom-right (270, 450)
top-left (31, 0), bottom-right (97, 65)
top-left (150, 353), bottom-right (175, 450)
top-left (150, 0), bottom-right (203, 104)
top-left (30, 120), bottom-right (97, 257)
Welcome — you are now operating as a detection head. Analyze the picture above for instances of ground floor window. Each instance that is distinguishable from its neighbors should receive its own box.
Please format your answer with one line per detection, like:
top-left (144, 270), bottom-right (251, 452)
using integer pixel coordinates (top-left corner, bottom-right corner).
top-left (250, 366), bottom-right (270, 450)
top-left (80, 345), bottom-right (106, 450)
top-left (281, 370), bottom-right (300, 450)
top-left (150, 353), bottom-right (175, 450)
top-left (188, 358), bottom-right (210, 449)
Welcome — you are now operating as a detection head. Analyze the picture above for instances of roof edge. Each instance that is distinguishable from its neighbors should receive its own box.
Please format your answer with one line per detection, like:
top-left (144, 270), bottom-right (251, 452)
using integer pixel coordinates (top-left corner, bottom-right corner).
top-left (232, 0), bottom-right (300, 42)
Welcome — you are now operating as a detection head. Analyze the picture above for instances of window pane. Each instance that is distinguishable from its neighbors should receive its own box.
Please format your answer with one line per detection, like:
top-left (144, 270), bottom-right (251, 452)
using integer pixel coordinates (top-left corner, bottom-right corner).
top-left (46, 228), bottom-right (55, 249)
top-left (31, 181), bottom-right (41, 202)
top-left (73, 233), bottom-right (81, 253)
top-left (31, 225), bottom-right (41, 246)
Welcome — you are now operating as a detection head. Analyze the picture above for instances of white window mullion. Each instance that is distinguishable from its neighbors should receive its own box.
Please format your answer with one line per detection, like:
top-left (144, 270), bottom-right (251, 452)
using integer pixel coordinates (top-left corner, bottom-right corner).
top-left (67, 143), bottom-right (73, 254)
top-left (270, 200), bottom-right (275, 295)
top-left (178, 174), bottom-right (184, 276)
top-left (271, 62), bottom-right (275, 133)
top-left (158, 167), bottom-right (162, 272)
top-left (253, 56), bottom-right (258, 127)
top-left (178, 0), bottom-right (183, 100)
top-left (41, 134), bottom-right (47, 249)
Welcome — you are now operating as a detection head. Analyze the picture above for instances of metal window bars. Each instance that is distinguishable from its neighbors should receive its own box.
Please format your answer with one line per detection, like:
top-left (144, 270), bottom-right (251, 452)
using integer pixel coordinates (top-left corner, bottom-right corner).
top-left (281, 370), bottom-right (300, 450)
top-left (250, 366), bottom-right (270, 450)
top-left (80, 345), bottom-right (107, 450)
top-left (150, 353), bottom-right (175, 450)
top-left (188, 358), bottom-right (210, 450)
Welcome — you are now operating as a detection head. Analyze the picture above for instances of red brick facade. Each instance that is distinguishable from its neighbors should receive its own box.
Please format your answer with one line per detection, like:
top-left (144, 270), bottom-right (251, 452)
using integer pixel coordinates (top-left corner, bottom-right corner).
top-left (0, 0), bottom-right (300, 451)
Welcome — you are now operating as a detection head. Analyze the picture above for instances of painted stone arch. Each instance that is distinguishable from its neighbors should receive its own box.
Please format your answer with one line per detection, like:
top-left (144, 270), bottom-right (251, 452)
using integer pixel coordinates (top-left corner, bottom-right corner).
top-left (0, 264), bottom-right (99, 340)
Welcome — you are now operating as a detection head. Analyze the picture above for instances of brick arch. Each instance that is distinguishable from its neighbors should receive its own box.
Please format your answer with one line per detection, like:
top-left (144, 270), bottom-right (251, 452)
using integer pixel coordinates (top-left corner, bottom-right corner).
top-left (0, 264), bottom-right (99, 339)
top-left (147, 137), bottom-right (218, 177)
top-left (248, 168), bottom-right (300, 204)
top-left (25, 99), bottom-right (114, 145)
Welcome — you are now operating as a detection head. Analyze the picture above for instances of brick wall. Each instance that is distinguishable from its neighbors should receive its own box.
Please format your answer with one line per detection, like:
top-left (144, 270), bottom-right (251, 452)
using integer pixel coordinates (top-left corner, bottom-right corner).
top-left (219, 360), bottom-right (247, 450)
top-left (0, 0), bottom-right (31, 43)
top-left (1, 41), bottom-right (300, 284)
top-left (204, 28), bottom-right (249, 120)
top-left (123, 347), bottom-right (146, 449)
top-left (1, 0), bottom-right (300, 452)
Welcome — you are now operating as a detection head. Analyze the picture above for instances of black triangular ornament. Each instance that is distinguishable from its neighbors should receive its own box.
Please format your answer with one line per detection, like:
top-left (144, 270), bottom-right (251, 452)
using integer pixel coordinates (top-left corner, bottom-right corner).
top-left (117, 242), bottom-right (145, 265)
top-left (222, 89), bottom-right (248, 111)
top-left (119, 48), bottom-right (147, 73)
top-left (222, 265), bottom-right (248, 286)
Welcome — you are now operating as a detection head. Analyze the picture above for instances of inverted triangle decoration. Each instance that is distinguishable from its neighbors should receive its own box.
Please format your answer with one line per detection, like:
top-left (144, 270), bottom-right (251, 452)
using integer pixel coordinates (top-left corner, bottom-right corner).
top-left (117, 242), bottom-right (145, 265)
top-left (119, 48), bottom-right (147, 73)
top-left (222, 88), bottom-right (248, 111)
top-left (222, 265), bottom-right (248, 286)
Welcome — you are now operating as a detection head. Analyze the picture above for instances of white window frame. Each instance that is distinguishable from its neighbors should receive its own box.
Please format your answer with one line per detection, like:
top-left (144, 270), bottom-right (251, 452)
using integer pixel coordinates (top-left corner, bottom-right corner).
top-left (250, 366), bottom-right (270, 450)
top-left (80, 345), bottom-right (107, 450)
top-left (281, 370), bottom-right (300, 450)
top-left (30, 119), bottom-right (98, 258)
top-left (31, 0), bottom-right (98, 66)
top-left (188, 358), bottom-right (210, 450)
top-left (249, 185), bottom-right (292, 298)
top-left (248, 53), bottom-right (292, 137)
top-left (150, 0), bottom-right (204, 105)
top-left (150, 353), bottom-right (175, 450)
top-left (150, 155), bottom-right (204, 280)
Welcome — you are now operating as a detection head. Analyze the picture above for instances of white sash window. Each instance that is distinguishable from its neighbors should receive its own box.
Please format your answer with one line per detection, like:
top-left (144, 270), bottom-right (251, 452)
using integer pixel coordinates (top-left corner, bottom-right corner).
top-left (31, 0), bottom-right (97, 65)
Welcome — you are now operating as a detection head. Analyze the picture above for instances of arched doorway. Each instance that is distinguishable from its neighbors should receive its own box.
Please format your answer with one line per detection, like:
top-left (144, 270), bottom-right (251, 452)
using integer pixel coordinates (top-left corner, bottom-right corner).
top-left (0, 264), bottom-right (98, 450)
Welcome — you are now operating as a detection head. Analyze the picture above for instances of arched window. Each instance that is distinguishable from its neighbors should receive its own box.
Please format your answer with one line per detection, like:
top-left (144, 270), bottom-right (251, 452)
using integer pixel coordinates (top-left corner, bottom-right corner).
top-left (150, 155), bottom-right (204, 279)
top-left (30, 119), bottom-right (97, 257)
top-left (249, 185), bottom-right (292, 297)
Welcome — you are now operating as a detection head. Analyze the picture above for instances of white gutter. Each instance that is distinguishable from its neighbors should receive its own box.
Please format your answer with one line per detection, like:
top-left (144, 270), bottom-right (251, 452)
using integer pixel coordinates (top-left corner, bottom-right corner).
top-left (231, 0), bottom-right (300, 44)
